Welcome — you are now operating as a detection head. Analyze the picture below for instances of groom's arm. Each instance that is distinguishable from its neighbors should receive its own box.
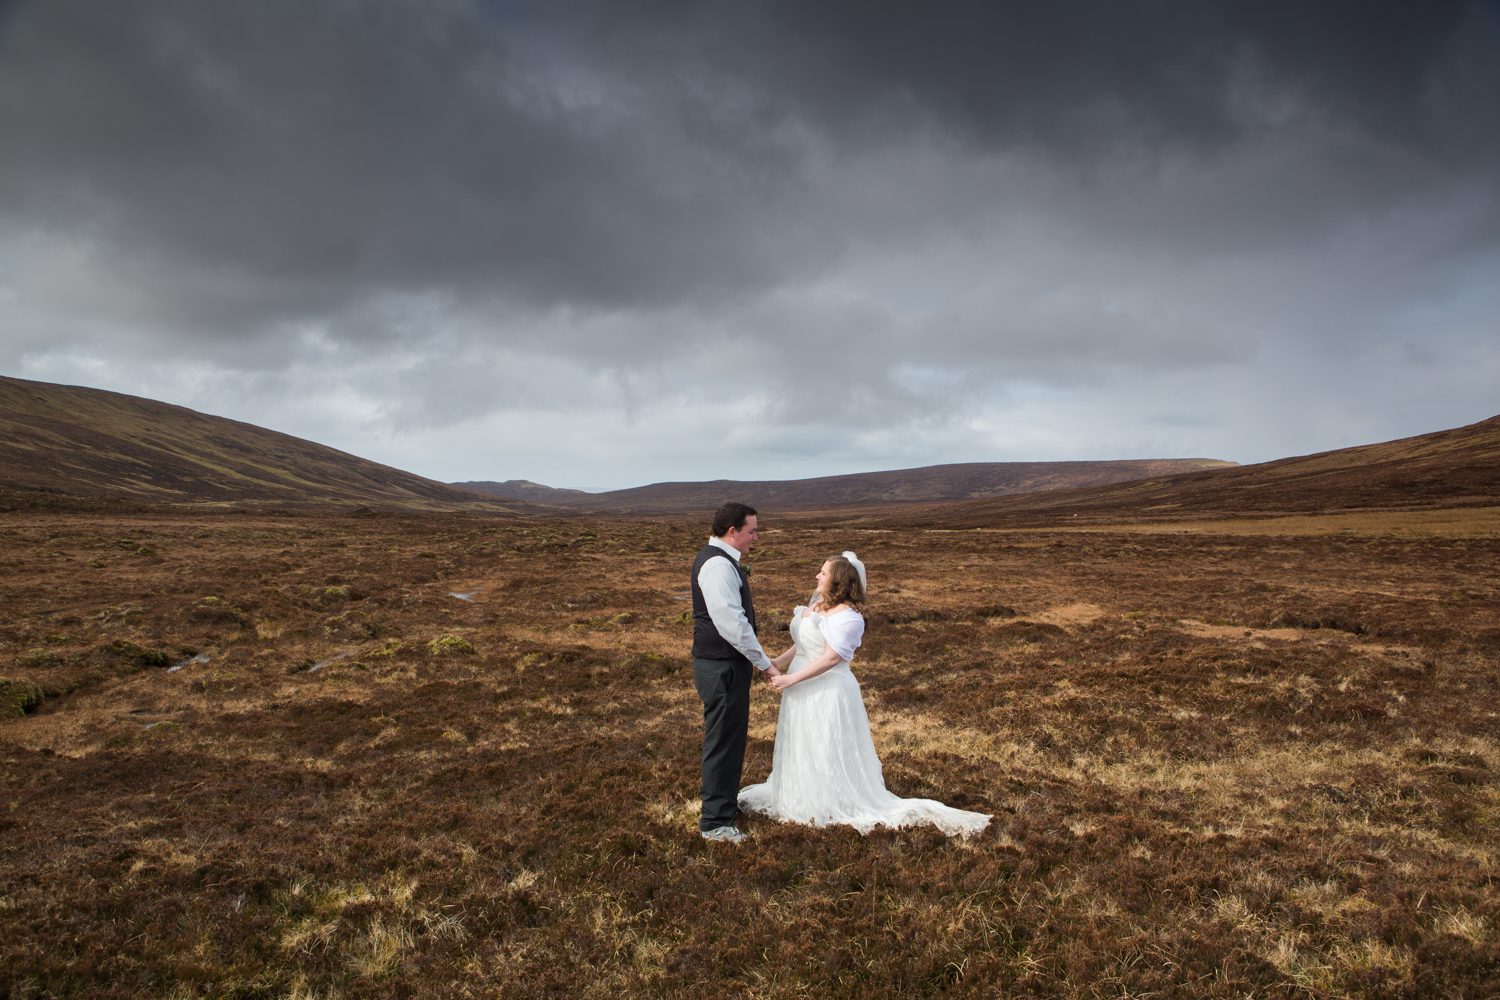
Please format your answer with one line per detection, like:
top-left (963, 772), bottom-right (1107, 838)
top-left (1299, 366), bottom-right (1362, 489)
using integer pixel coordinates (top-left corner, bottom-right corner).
top-left (697, 559), bottom-right (773, 671)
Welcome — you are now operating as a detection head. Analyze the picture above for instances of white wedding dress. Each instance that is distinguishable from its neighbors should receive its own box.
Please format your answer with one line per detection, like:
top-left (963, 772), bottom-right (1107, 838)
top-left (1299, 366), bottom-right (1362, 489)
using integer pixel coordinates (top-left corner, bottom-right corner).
top-left (738, 605), bottom-right (990, 837)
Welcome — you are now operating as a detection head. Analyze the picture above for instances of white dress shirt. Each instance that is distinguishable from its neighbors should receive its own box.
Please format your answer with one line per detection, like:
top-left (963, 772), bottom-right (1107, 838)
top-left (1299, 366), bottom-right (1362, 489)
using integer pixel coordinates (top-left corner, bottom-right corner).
top-left (698, 537), bottom-right (773, 670)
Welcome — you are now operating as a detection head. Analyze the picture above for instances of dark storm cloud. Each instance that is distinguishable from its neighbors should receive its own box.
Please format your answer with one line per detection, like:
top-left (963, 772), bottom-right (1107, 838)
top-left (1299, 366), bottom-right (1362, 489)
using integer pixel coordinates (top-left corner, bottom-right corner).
top-left (742, 0), bottom-right (1495, 154)
top-left (0, 1), bottom-right (817, 335)
top-left (4, 1), bottom-right (1494, 327)
top-left (2, 1), bottom-right (1497, 484)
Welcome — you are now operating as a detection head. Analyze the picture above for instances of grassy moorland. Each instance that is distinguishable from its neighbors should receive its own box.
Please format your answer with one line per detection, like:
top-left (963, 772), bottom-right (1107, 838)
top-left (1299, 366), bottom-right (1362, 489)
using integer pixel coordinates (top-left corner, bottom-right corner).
top-left (1, 506), bottom-right (1497, 998)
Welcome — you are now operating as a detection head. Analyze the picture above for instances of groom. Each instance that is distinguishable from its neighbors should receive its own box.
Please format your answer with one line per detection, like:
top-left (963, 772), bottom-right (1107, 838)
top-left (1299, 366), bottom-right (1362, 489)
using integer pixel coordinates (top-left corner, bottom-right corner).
top-left (691, 501), bottom-right (779, 843)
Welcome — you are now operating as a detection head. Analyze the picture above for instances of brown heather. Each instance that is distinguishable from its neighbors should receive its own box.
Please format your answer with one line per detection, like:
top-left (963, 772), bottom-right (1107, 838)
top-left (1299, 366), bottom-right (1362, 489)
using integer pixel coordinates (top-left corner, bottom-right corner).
top-left (2, 506), bottom-right (1497, 998)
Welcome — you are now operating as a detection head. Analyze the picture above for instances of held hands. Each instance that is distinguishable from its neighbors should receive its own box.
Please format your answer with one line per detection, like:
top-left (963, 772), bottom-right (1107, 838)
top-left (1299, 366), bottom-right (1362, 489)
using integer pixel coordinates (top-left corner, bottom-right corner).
top-left (763, 646), bottom-right (797, 691)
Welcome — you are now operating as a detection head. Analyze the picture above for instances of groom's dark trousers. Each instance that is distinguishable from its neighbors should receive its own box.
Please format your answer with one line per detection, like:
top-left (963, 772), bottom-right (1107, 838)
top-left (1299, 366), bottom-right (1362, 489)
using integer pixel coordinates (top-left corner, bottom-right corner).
top-left (694, 654), bottom-right (752, 832)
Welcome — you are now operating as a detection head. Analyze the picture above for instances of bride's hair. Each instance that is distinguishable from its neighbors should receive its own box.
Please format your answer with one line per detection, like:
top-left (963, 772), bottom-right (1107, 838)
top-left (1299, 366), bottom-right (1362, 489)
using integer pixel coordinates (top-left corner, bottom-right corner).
top-left (819, 555), bottom-right (867, 611)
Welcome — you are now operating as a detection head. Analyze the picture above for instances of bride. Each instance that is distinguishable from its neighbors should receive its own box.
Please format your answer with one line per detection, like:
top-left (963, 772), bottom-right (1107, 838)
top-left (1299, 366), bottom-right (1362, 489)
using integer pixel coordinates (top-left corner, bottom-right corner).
top-left (738, 552), bottom-right (990, 837)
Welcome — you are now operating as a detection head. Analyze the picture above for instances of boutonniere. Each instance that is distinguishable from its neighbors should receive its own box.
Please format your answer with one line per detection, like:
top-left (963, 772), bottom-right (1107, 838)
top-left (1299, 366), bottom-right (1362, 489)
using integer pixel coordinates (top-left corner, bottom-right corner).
top-left (741, 563), bottom-right (752, 577)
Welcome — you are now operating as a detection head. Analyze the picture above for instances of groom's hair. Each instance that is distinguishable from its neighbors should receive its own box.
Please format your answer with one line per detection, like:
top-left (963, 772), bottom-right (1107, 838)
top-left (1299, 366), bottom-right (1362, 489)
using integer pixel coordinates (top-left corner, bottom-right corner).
top-left (712, 502), bottom-right (757, 537)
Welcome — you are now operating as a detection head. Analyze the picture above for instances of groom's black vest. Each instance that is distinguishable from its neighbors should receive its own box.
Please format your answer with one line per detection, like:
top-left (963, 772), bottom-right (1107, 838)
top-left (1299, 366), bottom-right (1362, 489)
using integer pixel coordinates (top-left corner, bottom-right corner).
top-left (691, 543), bottom-right (757, 661)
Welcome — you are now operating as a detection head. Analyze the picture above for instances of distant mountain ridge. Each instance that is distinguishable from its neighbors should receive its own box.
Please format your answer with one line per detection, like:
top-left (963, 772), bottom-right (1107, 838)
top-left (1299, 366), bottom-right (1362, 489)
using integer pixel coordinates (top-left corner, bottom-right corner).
top-left (925, 413), bottom-right (1500, 526)
top-left (459, 458), bottom-right (1237, 513)
top-left (8, 374), bottom-right (1491, 522)
top-left (453, 479), bottom-right (592, 503)
top-left (0, 375), bottom-right (529, 512)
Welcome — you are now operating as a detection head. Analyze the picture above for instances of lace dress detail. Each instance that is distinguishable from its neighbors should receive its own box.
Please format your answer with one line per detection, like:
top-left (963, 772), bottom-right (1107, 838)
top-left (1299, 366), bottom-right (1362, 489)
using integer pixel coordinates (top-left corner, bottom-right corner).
top-left (738, 606), bottom-right (990, 837)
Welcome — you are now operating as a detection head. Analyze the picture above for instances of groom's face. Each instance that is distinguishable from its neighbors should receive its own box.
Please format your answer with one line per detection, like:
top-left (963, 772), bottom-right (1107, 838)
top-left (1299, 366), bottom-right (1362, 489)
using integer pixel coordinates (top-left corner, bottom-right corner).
top-left (723, 514), bottom-right (759, 554)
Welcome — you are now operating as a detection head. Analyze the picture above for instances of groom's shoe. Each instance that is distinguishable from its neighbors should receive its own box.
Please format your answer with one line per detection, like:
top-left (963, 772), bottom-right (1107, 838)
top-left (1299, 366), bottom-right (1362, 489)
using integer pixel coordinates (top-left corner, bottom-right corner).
top-left (701, 825), bottom-right (747, 844)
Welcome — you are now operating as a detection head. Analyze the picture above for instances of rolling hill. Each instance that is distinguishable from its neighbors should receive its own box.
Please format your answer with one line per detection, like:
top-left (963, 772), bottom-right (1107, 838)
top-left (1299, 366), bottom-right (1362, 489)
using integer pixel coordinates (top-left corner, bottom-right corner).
top-left (453, 479), bottom-right (593, 504)
top-left (923, 413), bottom-right (1500, 526)
top-left (459, 458), bottom-right (1236, 514)
top-left (9, 373), bottom-right (1492, 524)
top-left (0, 375), bottom-right (530, 513)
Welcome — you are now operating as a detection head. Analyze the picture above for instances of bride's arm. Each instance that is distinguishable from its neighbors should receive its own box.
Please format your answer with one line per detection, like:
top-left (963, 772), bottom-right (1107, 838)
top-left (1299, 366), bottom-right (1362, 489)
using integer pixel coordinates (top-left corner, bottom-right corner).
top-left (769, 647), bottom-right (841, 689)
top-left (771, 610), bottom-right (863, 690)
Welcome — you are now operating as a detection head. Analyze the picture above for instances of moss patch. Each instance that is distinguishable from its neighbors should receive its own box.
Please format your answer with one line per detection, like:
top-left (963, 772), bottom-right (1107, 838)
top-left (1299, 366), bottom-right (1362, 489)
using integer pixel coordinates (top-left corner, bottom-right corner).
top-left (427, 634), bottom-right (474, 656)
top-left (0, 677), bottom-right (44, 717)
top-left (102, 639), bottom-right (170, 667)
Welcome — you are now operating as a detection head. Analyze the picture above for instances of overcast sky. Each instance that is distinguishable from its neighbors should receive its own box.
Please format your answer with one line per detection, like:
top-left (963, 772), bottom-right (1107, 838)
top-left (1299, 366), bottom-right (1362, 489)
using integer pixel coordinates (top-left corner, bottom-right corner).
top-left (2, 1), bottom-right (1497, 490)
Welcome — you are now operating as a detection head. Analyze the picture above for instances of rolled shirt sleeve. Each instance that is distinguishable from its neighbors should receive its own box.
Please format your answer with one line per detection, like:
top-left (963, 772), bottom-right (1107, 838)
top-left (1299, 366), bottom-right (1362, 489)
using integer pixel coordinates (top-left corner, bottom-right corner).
top-left (818, 609), bottom-right (865, 662)
top-left (697, 555), bottom-right (773, 670)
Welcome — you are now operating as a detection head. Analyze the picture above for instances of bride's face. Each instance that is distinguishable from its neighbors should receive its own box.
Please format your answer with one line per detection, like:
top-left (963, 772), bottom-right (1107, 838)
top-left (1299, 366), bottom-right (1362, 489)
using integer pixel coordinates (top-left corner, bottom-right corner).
top-left (815, 560), bottom-right (833, 598)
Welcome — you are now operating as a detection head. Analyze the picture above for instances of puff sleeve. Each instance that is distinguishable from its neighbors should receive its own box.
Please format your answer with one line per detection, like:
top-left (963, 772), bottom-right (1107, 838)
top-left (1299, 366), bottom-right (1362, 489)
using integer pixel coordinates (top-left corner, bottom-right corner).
top-left (819, 609), bottom-right (865, 662)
